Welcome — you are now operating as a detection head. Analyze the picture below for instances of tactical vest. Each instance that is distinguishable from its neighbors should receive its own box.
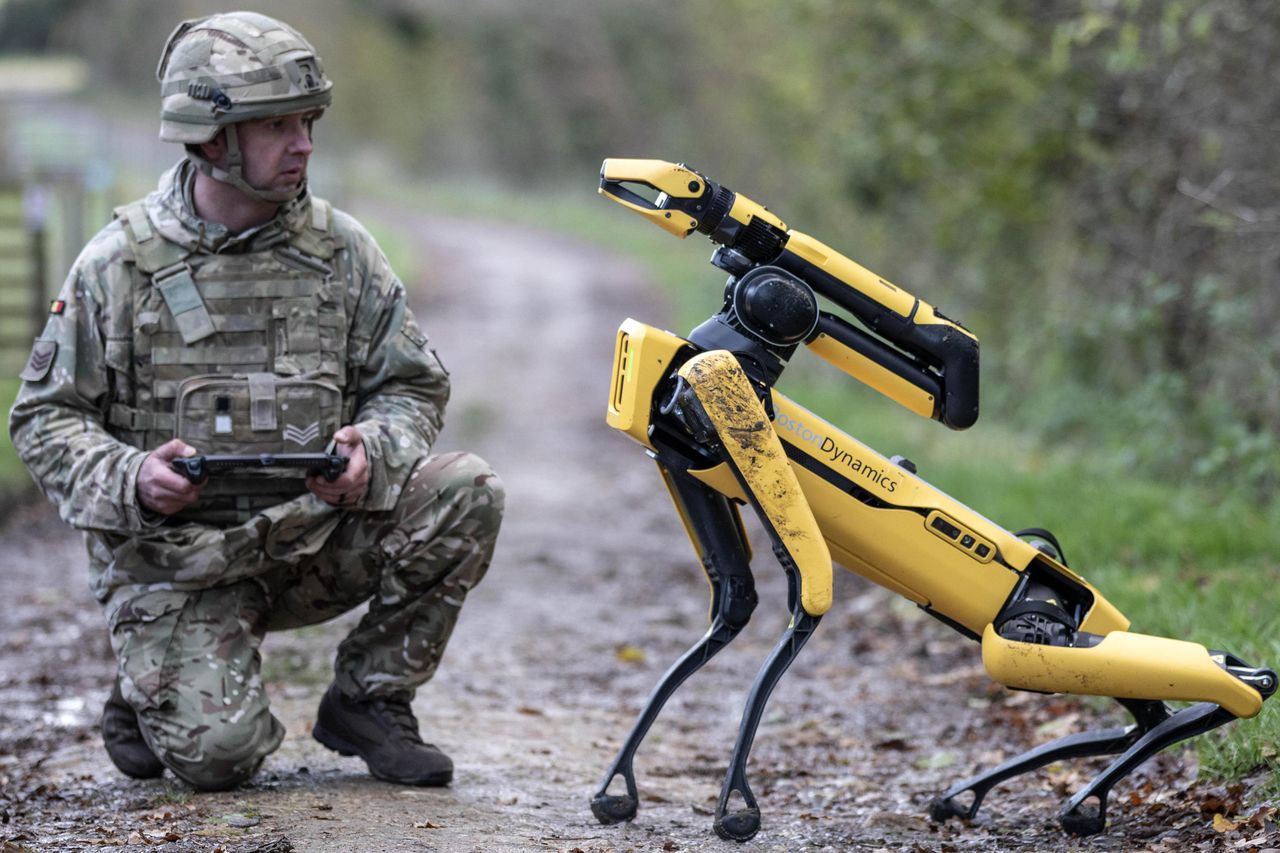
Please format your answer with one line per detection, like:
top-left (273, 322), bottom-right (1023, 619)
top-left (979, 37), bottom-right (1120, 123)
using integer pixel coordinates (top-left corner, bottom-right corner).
top-left (108, 198), bottom-right (356, 526)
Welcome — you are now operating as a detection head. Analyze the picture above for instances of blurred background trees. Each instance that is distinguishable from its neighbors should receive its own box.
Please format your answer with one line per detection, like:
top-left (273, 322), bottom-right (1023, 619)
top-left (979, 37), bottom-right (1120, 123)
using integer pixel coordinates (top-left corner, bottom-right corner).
top-left (1, 0), bottom-right (1276, 494)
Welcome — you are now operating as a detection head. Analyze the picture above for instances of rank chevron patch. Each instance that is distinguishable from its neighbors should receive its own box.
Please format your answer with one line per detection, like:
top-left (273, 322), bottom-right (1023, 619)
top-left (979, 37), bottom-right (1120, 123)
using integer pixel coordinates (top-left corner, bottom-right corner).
top-left (283, 421), bottom-right (321, 446)
top-left (20, 340), bottom-right (57, 382)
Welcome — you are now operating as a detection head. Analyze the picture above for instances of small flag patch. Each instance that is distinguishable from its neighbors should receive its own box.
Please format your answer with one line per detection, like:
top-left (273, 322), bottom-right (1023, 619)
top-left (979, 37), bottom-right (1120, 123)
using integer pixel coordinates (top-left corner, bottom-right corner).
top-left (49, 299), bottom-right (65, 314)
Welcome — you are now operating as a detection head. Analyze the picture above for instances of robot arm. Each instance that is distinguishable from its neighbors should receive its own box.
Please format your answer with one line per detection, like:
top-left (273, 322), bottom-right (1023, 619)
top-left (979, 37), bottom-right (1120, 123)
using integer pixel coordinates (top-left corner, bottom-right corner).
top-left (600, 158), bottom-right (979, 428)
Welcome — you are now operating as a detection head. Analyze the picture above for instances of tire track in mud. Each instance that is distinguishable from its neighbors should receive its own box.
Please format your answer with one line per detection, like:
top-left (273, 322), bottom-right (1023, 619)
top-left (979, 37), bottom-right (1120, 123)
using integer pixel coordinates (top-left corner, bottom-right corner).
top-left (0, 207), bottom-right (1249, 852)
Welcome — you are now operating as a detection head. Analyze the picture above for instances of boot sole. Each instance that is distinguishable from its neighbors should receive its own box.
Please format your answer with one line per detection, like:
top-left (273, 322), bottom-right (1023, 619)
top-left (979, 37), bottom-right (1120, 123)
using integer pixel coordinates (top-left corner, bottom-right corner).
top-left (312, 722), bottom-right (452, 787)
top-left (109, 758), bottom-right (166, 780)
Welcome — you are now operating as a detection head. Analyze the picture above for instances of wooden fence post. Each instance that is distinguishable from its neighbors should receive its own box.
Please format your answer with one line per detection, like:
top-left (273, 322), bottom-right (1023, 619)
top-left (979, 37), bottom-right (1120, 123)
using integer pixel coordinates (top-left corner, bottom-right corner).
top-left (25, 186), bottom-right (48, 343)
top-left (29, 223), bottom-right (46, 341)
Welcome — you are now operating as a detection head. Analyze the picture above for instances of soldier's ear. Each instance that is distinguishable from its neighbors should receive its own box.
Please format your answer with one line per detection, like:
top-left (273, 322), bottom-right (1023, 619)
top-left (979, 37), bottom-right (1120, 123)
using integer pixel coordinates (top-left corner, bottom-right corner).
top-left (191, 130), bottom-right (227, 167)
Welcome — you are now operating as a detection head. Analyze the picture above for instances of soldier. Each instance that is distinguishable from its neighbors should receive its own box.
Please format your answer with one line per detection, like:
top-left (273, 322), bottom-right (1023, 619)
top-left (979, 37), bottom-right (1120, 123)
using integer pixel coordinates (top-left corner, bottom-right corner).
top-left (8, 11), bottom-right (504, 791)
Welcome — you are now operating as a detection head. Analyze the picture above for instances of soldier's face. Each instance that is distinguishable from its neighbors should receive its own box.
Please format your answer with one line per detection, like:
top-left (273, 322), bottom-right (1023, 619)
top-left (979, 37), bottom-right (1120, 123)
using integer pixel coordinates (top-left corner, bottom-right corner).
top-left (234, 111), bottom-right (319, 194)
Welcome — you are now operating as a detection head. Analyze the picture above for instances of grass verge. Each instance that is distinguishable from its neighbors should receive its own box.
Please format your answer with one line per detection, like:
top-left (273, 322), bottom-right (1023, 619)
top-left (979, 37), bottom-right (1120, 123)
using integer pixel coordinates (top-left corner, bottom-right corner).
top-left (0, 378), bottom-right (34, 500)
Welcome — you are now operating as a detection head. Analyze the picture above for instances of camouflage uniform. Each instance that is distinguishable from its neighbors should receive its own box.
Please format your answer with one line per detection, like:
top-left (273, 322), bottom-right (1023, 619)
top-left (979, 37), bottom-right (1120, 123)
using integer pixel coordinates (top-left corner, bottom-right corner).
top-left (8, 160), bottom-right (504, 790)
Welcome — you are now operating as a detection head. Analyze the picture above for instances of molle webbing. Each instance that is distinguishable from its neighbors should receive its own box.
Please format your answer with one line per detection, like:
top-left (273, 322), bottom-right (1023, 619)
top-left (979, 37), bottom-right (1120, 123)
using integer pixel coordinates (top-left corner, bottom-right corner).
top-left (155, 265), bottom-right (216, 344)
top-left (107, 404), bottom-right (174, 433)
top-left (249, 373), bottom-right (278, 431)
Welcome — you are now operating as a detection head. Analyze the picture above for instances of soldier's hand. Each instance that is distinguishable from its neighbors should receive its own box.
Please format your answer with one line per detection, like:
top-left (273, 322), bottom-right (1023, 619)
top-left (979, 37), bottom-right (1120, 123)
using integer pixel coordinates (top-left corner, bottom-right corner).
top-left (308, 425), bottom-right (369, 508)
top-left (137, 439), bottom-right (204, 515)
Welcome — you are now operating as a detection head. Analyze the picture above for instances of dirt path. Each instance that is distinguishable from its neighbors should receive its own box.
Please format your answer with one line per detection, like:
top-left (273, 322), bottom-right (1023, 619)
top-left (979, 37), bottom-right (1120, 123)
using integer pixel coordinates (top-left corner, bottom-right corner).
top-left (1, 208), bottom-right (1274, 852)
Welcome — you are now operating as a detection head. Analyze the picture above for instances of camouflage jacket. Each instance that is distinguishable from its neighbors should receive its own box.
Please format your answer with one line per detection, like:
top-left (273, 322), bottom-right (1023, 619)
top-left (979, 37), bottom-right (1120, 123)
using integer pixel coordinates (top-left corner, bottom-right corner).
top-left (9, 161), bottom-right (450, 601)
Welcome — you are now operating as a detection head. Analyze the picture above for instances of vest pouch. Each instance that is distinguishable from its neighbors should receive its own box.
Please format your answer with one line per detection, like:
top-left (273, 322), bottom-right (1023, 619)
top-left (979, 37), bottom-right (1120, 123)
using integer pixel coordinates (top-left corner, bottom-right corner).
top-left (175, 373), bottom-right (343, 456)
top-left (172, 374), bottom-right (343, 522)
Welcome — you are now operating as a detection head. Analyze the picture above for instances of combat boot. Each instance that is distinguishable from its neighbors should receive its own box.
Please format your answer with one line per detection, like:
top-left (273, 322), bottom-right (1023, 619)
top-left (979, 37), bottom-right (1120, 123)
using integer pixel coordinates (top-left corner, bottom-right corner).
top-left (312, 684), bottom-right (453, 786)
top-left (101, 682), bottom-right (165, 779)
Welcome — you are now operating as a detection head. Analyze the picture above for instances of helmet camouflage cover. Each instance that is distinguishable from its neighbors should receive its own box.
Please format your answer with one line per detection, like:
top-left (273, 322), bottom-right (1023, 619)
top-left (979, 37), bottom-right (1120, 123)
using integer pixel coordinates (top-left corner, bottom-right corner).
top-left (157, 11), bottom-right (333, 144)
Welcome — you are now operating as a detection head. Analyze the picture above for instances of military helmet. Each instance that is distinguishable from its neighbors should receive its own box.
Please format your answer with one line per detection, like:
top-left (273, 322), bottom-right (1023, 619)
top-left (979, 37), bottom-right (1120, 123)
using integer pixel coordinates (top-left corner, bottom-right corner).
top-left (157, 11), bottom-right (333, 144)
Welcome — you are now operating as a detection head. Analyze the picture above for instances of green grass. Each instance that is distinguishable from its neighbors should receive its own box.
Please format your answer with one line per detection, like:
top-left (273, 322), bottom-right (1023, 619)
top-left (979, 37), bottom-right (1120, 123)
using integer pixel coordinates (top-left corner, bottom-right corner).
top-left (150, 789), bottom-right (194, 807)
top-left (357, 174), bottom-right (1279, 790)
top-left (0, 378), bottom-right (34, 497)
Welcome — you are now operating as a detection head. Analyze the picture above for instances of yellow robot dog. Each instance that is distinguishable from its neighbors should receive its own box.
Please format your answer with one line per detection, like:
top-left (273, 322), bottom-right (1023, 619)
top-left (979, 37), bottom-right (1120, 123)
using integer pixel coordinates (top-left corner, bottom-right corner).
top-left (588, 158), bottom-right (1275, 842)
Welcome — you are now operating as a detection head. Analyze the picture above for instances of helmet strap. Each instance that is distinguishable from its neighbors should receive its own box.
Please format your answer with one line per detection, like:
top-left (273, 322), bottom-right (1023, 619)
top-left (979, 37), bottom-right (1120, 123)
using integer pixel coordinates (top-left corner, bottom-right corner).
top-left (188, 123), bottom-right (304, 205)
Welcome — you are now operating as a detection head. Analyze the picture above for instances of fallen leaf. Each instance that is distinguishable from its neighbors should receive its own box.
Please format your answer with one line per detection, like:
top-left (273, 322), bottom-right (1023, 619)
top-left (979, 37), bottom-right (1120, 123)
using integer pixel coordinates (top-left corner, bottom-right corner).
top-left (1241, 806), bottom-right (1276, 828)
top-left (1213, 812), bottom-right (1239, 833)
top-left (615, 644), bottom-right (646, 664)
top-left (914, 750), bottom-right (956, 770)
top-left (412, 821), bottom-right (442, 829)
top-left (864, 811), bottom-right (930, 831)
top-left (1200, 785), bottom-right (1245, 815)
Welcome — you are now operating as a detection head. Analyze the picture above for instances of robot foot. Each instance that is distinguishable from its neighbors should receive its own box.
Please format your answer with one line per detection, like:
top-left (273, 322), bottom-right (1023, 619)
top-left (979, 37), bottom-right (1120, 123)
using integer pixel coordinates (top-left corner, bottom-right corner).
top-left (1057, 700), bottom-right (1237, 835)
top-left (929, 720), bottom-right (1139, 824)
top-left (713, 804), bottom-right (761, 842)
top-left (1059, 799), bottom-right (1105, 836)
top-left (590, 790), bottom-right (638, 825)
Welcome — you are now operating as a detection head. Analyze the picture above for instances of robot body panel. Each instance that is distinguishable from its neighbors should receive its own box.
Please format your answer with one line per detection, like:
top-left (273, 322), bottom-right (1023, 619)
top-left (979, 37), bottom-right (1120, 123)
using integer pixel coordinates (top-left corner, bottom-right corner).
top-left (606, 320), bottom-right (688, 446)
top-left (685, 461), bottom-right (745, 500)
top-left (982, 626), bottom-right (1264, 718)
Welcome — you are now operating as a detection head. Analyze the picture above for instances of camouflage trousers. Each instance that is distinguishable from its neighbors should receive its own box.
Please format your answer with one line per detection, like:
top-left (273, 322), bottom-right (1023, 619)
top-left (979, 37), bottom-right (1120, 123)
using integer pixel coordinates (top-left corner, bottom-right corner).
top-left (103, 451), bottom-right (503, 791)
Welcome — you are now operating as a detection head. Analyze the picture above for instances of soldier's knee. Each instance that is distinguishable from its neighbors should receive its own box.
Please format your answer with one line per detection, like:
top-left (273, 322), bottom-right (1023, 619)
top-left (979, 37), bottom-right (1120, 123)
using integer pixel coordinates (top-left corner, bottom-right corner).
top-left (146, 709), bottom-right (283, 791)
top-left (439, 451), bottom-right (503, 506)
top-left (463, 455), bottom-right (504, 528)
top-left (410, 451), bottom-right (505, 527)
